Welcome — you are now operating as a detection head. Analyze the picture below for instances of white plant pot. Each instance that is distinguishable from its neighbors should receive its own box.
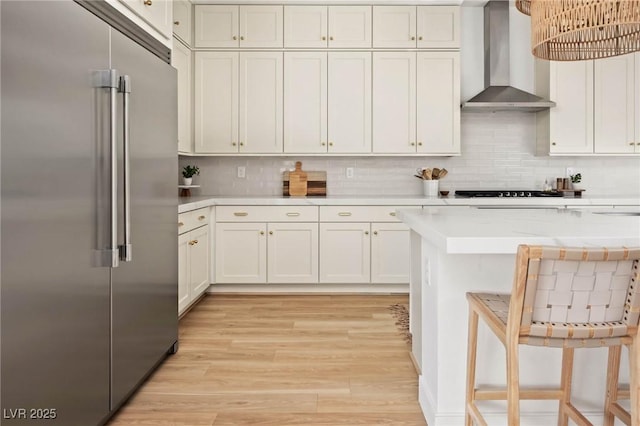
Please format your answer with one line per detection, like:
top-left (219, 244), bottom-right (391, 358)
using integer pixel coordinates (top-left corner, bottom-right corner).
top-left (182, 177), bottom-right (192, 186)
top-left (423, 180), bottom-right (439, 198)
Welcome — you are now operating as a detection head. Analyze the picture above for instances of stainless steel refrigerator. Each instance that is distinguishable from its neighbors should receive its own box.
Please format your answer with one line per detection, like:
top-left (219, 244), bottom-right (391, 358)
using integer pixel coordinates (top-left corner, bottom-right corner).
top-left (1, 1), bottom-right (178, 424)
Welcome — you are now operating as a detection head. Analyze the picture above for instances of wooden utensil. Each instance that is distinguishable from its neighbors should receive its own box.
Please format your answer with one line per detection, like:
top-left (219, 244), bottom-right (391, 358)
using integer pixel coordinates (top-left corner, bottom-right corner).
top-left (432, 168), bottom-right (441, 179)
top-left (438, 168), bottom-right (448, 179)
top-left (422, 168), bottom-right (432, 180)
top-left (288, 161), bottom-right (308, 196)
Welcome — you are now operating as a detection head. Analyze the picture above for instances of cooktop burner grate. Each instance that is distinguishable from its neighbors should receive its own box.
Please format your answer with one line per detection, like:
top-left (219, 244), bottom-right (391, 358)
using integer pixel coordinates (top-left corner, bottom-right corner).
top-left (454, 190), bottom-right (563, 198)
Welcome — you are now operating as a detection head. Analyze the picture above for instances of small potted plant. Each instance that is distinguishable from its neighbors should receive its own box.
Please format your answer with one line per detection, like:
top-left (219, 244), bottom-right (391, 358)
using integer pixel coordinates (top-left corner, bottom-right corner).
top-left (182, 165), bottom-right (199, 186)
top-left (570, 173), bottom-right (582, 190)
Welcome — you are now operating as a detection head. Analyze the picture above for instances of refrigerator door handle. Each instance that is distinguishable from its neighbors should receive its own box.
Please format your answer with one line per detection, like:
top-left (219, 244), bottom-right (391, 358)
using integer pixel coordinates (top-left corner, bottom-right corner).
top-left (119, 75), bottom-right (132, 262)
top-left (95, 69), bottom-right (120, 268)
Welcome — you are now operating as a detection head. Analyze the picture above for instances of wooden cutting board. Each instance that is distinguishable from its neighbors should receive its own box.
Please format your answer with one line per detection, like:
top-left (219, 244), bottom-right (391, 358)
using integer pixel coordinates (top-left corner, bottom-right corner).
top-left (283, 163), bottom-right (327, 197)
top-left (288, 161), bottom-right (307, 196)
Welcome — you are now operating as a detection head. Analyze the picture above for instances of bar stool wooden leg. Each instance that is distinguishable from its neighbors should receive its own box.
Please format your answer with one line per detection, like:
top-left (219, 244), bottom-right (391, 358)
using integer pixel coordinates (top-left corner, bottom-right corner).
top-left (631, 339), bottom-right (639, 426)
top-left (604, 346), bottom-right (621, 426)
top-left (465, 307), bottom-right (479, 426)
top-left (506, 338), bottom-right (520, 425)
top-left (558, 347), bottom-right (574, 426)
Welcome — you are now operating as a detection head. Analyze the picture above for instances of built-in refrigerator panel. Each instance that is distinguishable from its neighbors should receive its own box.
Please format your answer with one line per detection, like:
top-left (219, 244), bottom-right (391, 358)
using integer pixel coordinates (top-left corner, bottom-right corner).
top-left (109, 28), bottom-right (178, 408)
top-left (1, 1), bottom-right (112, 424)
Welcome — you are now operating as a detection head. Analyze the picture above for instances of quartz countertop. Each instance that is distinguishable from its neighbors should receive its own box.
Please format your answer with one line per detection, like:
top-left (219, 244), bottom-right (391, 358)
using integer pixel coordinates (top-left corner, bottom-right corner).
top-left (178, 194), bottom-right (640, 213)
top-left (396, 206), bottom-right (640, 255)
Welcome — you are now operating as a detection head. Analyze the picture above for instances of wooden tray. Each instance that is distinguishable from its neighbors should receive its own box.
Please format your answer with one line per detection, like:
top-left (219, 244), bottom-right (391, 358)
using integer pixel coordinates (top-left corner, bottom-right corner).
top-left (559, 189), bottom-right (585, 197)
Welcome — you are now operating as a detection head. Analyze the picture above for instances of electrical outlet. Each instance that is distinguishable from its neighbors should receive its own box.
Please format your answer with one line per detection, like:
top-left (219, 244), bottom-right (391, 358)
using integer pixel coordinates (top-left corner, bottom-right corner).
top-left (346, 167), bottom-right (354, 179)
top-left (237, 166), bottom-right (246, 178)
top-left (566, 167), bottom-right (574, 177)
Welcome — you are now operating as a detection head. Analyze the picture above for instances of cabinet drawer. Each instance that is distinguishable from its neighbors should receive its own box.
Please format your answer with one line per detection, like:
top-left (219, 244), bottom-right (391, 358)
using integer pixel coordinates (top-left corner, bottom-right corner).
top-left (319, 206), bottom-right (409, 222)
top-left (179, 208), bottom-right (209, 234)
top-left (216, 206), bottom-right (319, 222)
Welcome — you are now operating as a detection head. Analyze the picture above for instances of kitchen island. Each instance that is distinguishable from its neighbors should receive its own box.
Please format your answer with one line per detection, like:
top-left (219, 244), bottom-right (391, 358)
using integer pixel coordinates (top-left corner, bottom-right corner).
top-left (396, 207), bottom-right (640, 426)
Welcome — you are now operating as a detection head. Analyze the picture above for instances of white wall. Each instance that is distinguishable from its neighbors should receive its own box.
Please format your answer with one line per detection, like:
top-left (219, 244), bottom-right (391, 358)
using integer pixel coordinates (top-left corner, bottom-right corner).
top-left (180, 112), bottom-right (640, 197)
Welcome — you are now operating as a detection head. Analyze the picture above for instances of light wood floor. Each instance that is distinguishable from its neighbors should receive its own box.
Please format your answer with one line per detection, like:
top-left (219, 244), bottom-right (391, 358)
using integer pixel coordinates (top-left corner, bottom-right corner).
top-left (108, 294), bottom-right (426, 426)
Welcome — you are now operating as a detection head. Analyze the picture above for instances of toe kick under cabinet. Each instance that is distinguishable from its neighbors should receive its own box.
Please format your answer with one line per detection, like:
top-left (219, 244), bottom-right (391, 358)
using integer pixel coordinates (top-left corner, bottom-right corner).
top-left (213, 205), bottom-right (411, 287)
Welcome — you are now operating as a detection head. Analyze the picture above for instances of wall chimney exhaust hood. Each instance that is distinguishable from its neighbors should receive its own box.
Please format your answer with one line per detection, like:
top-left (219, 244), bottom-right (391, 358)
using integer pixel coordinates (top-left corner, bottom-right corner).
top-left (462, 1), bottom-right (555, 112)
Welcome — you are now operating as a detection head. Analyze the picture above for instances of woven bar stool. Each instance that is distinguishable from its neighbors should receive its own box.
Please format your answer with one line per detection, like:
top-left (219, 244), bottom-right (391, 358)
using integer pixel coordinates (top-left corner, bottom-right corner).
top-left (465, 245), bottom-right (640, 426)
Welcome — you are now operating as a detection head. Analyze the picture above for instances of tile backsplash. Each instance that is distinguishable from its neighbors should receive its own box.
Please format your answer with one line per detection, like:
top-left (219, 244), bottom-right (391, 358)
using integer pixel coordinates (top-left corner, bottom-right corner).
top-left (180, 112), bottom-right (640, 197)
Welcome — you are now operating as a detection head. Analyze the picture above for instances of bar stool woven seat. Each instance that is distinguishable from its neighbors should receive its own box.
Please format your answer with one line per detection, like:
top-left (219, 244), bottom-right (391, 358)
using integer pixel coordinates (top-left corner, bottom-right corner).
top-left (465, 245), bottom-right (640, 426)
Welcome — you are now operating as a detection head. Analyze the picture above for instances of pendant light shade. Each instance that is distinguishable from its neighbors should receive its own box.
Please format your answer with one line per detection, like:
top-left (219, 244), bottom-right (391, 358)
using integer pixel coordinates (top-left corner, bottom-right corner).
top-left (516, 0), bottom-right (531, 16)
top-left (529, 0), bottom-right (640, 61)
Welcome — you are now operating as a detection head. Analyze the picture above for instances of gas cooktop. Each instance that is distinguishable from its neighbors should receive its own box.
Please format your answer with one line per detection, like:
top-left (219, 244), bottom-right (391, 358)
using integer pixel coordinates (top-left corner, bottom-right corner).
top-left (455, 190), bottom-right (563, 198)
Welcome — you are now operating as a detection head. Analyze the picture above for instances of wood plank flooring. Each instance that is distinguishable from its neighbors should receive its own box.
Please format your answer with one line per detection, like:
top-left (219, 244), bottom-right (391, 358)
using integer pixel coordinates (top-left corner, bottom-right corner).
top-left (108, 294), bottom-right (426, 426)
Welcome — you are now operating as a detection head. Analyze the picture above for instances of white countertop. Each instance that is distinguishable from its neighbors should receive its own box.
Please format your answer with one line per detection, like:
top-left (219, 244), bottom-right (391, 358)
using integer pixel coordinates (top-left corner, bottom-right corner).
top-left (178, 194), bottom-right (640, 213)
top-left (397, 207), bottom-right (640, 254)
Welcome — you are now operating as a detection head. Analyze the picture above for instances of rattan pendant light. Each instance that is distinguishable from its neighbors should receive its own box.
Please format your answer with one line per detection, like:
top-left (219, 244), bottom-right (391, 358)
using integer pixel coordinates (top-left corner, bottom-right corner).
top-left (517, 0), bottom-right (640, 61)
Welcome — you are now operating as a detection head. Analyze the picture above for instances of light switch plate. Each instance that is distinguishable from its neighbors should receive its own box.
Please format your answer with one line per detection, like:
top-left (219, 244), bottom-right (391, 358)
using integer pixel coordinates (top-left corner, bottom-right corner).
top-left (237, 166), bottom-right (246, 178)
top-left (346, 167), bottom-right (354, 179)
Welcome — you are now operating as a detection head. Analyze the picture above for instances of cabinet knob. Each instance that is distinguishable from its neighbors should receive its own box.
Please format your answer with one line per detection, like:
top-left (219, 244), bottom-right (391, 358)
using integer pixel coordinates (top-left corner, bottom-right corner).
top-left (389, 212), bottom-right (396, 217)
top-left (240, 36), bottom-right (244, 41)
top-left (410, 142), bottom-right (416, 146)
top-left (418, 36), bottom-right (423, 40)
top-left (329, 142), bottom-right (334, 146)
top-left (269, 231), bottom-right (273, 235)
top-left (552, 142), bottom-right (557, 146)
top-left (198, 215), bottom-right (206, 221)
top-left (411, 36), bottom-right (416, 41)
top-left (232, 142), bottom-right (237, 146)
top-left (174, 21), bottom-right (180, 26)
top-left (418, 142), bottom-right (423, 146)
top-left (630, 142), bottom-right (636, 146)
top-left (178, 222), bottom-right (184, 227)
top-left (143, 0), bottom-right (152, 5)
top-left (321, 142), bottom-right (326, 146)
top-left (364, 231), bottom-right (369, 235)
top-left (233, 36), bottom-right (238, 40)
top-left (239, 142), bottom-right (244, 146)
top-left (260, 231), bottom-right (265, 235)
top-left (636, 143), bottom-right (640, 146)
top-left (322, 36), bottom-right (326, 41)
top-left (188, 240), bottom-right (195, 246)
top-left (193, 240), bottom-right (198, 245)
top-left (330, 36), bottom-right (334, 41)
top-left (373, 231), bottom-right (378, 235)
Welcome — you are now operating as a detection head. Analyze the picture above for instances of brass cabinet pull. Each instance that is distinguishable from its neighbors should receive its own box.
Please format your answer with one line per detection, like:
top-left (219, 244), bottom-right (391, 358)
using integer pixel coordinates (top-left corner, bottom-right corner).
top-left (198, 215), bottom-right (206, 221)
top-left (178, 221), bottom-right (184, 227)
top-left (233, 36), bottom-right (238, 40)
top-left (239, 142), bottom-right (244, 146)
top-left (330, 36), bottom-right (334, 40)
top-left (373, 231), bottom-right (378, 235)
top-left (418, 142), bottom-right (423, 146)
top-left (260, 231), bottom-right (265, 235)
top-left (286, 212), bottom-right (300, 217)
top-left (269, 231), bottom-right (273, 235)
top-left (232, 142), bottom-right (237, 146)
top-left (329, 142), bottom-right (334, 146)
top-left (193, 240), bottom-right (198, 245)
top-left (321, 142), bottom-right (326, 146)
top-left (410, 142), bottom-right (416, 146)
top-left (411, 36), bottom-right (416, 41)
top-left (418, 36), bottom-right (423, 40)
top-left (389, 212), bottom-right (396, 217)
top-left (174, 21), bottom-right (180, 25)
top-left (636, 143), bottom-right (640, 146)
top-left (364, 231), bottom-right (369, 235)
top-left (143, 0), bottom-right (152, 5)
top-left (240, 36), bottom-right (244, 40)
top-left (338, 212), bottom-right (352, 216)
top-left (188, 240), bottom-right (195, 246)
top-left (552, 142), bottom-right (557, 146)
top-left (322, 36), bottom-right (326, 40)
top-left (234, 212), bottom-right (248, 217)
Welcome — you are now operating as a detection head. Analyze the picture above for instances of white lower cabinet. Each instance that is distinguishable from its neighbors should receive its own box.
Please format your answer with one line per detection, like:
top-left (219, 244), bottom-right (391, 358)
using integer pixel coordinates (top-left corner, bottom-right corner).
top-left (178, 208), bottom-right (210, 315)
top-left (319, 222), bottom-right (371, 283)
top-left (267, 222), bottom-right (319, 283)
top-left (215, 222), bottom-right (267, 283)
top-left (371, 222), bottom-right (410, 283)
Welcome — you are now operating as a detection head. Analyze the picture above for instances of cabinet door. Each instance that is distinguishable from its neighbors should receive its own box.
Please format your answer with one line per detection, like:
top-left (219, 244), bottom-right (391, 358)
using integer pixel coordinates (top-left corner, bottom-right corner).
top-left (328, 52), bottom-right (371, 153)
top-left (372, 52), bottom-right (416, 153)
top-left (195, 5), bottom-right (239, 48)
top-left (319, 223), bottom-right (370, 283)
top-left (371, 223), bottom-right (410, 284)
top-left (178, 232), bottom-right (190, 314)
top-left (118, 0), bottom-right (172, 40)
top-left (267, 223), bottom-right (319, 283)
top-left (239, 5), bottom-right (283, 48)
top-left (549, 61), bottom-right (594, 154)
top-left (417, 52), bottom-right (460, 155)
top-left (328, 6), bottom-right (371, 48)
top-left (172, 0), bottom-right (192, 45)
top-left (372, 6), bottom-right (416, 48)
top-left (284, 6), bottom-right (328, 48)
top-left (636, 53), bottom-right (640, 152)
top-left (215, 223), bottom-right (267, 283)
top-left (416, 6), bottom-right (459, 49)
top-left (189, 226), bottom-right (210, 298)
top-left (284, 52), bottom-right (328, 153)
top-left (240, 52), bottom-right (283, 153)
top-left (194, 52), bottom-right (239, 153)
top-left (594, 55), bottom-right (636, 154)
top-left (172, 39), bottom-right (192, 154)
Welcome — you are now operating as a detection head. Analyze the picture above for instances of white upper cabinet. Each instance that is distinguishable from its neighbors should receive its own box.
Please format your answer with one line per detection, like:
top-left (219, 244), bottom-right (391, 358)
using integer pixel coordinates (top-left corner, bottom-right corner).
top-left (373, 6), bottom-right (459, 49)
top-left (372, 6), bottom-right (416, 48)
top-left (372, 52), bottom-right (416, 153)
top-left (110, 0), bottom-right (172, 44)
top-left (547, 54), bottom-right (638, 155)
top-left (172, 0), bottom-right (192, 46)
top-left (328, 52), bottom-right (372, 153)
top-left (172, 39), bottom-right (192, 154)
top-left (284, 52), bottom-right (328, 153)
top-left (195, 5), bottom-right (283, 48)
top-left (417, 52), bottom-right (460, 154)
top-left (285, 6), bottom-right (371, 48)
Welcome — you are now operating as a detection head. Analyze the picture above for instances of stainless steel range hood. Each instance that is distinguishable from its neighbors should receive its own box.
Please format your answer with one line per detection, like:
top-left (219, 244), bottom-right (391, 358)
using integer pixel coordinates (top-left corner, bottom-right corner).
top-left (462, 1), bottom-right (555, 112)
